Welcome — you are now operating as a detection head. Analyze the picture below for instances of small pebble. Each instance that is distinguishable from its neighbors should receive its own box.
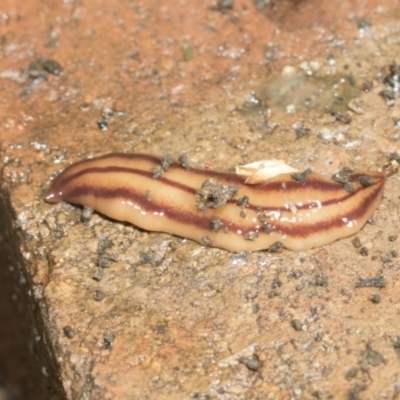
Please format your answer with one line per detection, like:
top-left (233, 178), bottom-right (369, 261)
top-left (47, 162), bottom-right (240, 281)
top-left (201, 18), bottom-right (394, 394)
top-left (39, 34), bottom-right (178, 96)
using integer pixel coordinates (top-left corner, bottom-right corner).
top-left (211, 217), bottom-right (222, 233)
top-left (202, 236), bottom-right (213, 246)
top-left (291, 319), bottom-right (303, 331)
top-left (92, 268), bottom-right (104, 281)
top-left (81, 206), bottom-right (94, 221)
top-left (178, 154), bottom-right (190, 169)
top-left (358, 175), bottom-right (375, 187)
top-left (103, 332), bottom-right (115, 348)
top-left (314, 274), bottom-right (328, 287)
top-left (238, 356), bottom-right (262, 371)
top-left (269, 241), bottom-right (283, 252)
top-left (244, 231), bottom-right (258, 241)
top-left (97, 120), bottom-right (108, 131)
top-left (263, 223), bottom-right (273, 234)
top-left (370, 294), bottom-right (381, 303)
top-left (63, 326), bottom-right (75, 339)
top-left (352, 237), bottom-right (362, 249)
top-left (94, 290), bottom-right (105, 301)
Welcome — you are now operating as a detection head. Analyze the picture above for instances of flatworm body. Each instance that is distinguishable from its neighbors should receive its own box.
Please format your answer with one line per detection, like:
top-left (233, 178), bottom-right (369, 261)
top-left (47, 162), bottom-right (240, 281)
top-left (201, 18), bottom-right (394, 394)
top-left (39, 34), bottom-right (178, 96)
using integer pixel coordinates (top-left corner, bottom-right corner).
top-left (45, 153), bottom-right (385, 252)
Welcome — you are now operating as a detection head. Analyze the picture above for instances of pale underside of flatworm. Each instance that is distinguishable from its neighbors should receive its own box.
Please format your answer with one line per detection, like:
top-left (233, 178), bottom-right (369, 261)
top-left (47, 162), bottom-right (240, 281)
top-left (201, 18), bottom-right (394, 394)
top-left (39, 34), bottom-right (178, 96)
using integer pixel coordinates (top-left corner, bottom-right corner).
top-left (45, 153), bottom-right (385, 252)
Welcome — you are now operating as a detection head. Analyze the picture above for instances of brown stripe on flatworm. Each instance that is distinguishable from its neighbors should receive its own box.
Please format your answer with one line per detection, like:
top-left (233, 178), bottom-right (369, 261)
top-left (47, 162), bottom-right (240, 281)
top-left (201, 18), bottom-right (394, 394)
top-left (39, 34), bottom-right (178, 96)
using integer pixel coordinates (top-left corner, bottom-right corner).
top-left (47, 164), bottom-right (380, 213)
top-left (51, 152), bottom-right (366, 196)
top-left (53, 161), bottom-right (246, 190)
top-left (45, 153), bottom-right (385, 252)
top-left (50, 177), bottom-right (383, 238)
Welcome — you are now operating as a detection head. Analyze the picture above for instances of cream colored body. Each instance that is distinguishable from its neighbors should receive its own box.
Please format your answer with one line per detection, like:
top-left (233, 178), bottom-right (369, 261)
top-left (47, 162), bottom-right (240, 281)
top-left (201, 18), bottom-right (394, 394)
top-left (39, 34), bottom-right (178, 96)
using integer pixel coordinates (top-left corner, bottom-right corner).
top-left (46, 154), bottom-right (385, 252)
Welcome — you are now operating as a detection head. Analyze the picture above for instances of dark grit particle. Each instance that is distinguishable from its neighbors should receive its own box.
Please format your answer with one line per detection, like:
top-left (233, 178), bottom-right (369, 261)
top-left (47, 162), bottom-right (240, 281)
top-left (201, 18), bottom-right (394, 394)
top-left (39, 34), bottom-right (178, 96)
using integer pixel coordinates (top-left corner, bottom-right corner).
top-left (202, 235), bottom-right (213, 246)
top-left (178, 153), bottom-right (190, 169)
top-left (291, 168), bottom-right (312, 183)
top-left (160, 154), bottom-right (172, 171)
top-left (211, 217), bottom-right (222, 233)
top-left (196, 178), bottom-right (238, 210)
top-left (358, 175), bottom-right (375, 187)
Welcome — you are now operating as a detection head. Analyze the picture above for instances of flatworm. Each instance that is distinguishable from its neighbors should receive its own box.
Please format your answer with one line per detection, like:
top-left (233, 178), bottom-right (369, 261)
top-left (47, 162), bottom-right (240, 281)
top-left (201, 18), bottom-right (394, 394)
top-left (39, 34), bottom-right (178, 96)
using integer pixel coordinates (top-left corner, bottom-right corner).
top-left (45, 153), bottom-right (385, 252)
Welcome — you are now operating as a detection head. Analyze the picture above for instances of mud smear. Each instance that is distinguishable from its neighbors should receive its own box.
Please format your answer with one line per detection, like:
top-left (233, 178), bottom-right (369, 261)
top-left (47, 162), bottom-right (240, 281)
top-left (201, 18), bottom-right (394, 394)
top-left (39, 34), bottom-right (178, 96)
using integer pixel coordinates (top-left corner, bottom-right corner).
top-left (254, 0), bottom-right (348, 31)
top-left (260, 71), bottom-right (361, 113)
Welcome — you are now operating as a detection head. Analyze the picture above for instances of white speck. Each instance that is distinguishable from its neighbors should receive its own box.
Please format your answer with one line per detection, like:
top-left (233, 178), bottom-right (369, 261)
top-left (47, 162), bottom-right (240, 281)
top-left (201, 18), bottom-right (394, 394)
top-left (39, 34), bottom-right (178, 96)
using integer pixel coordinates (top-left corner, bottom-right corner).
top-left (309, 200), bottom-right (322, 210)
top-left (344, 140), bottom-right (361, 149)
top-left (244, 91), bottom-right (260, 106)
top-left (281, 65), bottom-right (297, 76)
top-left (294, 387), bottom-right (302, 396)
top-left (171, 84), bottom-right (184, 95)
top-left (346, 219), bottom-right (357, 228)
top-left (268, 211), bottom-right (281, 221)
top-left (42, 366), bottom-right (49, 377)
top-left (286, 200), bottom-right (298, 214)
top-left (319, 128), bottom-right (334, 140)
top-left (286, 104), bottom-right (296, 113)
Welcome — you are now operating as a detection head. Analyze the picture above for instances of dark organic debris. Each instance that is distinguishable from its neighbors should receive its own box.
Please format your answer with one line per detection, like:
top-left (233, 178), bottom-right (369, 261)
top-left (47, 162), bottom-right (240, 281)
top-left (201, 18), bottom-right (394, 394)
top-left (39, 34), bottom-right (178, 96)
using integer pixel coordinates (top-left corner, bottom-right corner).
top-left (236, 195), bottom-right (249, 207)
top-left (362, 80), bottom-right (373, 92)
top-left (202, 235), bottom-right (213, 246)
top-left (380, 61), bottom-right (400, 102)
top-left (330, 110), bottom-right (352, 124)
top-left (211, 217), bottom-right (222, 233)
top-left (215, 0), bottom-right (234, 13)
top-left (331, 167), bottom-right (355, 193)
top-left (390, 152), bottom-right (400, 164)
top-left (355, 276), bottom-right (385, 288)
top-left (28, 58), bottom-right (63, 80)
top-left (95, 253), bottom-right (117, 268)
top-left (152, 154), bottom-right (175, 179)
top-left (331, 167), bottom-right (353, 184)
top-left (244, 231), bottom-right (258, 241)
top-left (269, 241), bottom-right (283, 252)
top-left (344, 181), bottom-right (355, 193)
top-left (294, 124), bottom-right (311, 139)
top-left (160, 154), bottom-right (173, 171)
top-left (383, 62), bottom-right (400, 89)
top-left (358, 175), bottom-right (375, 187)
top-left (196, 178), bottom-right (238, 210)
top-left (363, 343), bottom-right (386, 366)
top-left (263, 223), bottom-right (273, 234)
top-left (152, 165), bottom-right (163, 179)
top-left (314, 273), bottom-right (328, 287)
top-left (291, 169), bottom-right (312, 183)
top-left (178, 154), bottom-right (190, 169)
top-left (97, 120), bottom-right (108, 131)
